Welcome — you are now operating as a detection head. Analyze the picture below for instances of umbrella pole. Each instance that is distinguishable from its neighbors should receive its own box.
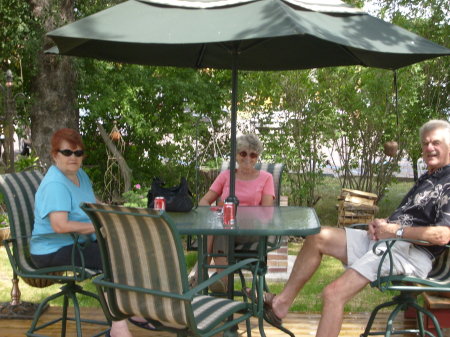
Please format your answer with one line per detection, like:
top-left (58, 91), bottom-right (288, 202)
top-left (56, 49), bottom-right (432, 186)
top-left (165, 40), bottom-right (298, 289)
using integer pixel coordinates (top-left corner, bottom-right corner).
top-left (226, 48), bottom-right (239, 207)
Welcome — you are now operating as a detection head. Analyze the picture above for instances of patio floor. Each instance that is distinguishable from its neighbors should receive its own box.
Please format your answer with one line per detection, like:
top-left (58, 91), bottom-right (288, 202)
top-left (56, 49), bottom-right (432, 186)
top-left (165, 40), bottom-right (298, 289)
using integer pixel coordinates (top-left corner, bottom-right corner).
top-left (0, 305), bottom-right (429, 337)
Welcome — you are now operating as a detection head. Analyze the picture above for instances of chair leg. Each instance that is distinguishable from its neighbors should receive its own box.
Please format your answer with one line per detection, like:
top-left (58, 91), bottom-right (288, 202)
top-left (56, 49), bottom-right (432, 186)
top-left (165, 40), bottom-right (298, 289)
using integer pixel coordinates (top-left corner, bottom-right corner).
top-left (61, 294), bottom-right (69, 337)
top-left (245, 317), bottom-right (252, 337)
top-left (384, 301), bottom-right (406, 337)
top-left (409, 301), bottom-right (443, 337)
top-left (360, 298), bottom-right (398, 337)
top-left (26, 281), bottom-right (110, 337)
top-left (66, 285), bottom-right (83, 337)
top-left (27, 287), bottom-right (67, 336)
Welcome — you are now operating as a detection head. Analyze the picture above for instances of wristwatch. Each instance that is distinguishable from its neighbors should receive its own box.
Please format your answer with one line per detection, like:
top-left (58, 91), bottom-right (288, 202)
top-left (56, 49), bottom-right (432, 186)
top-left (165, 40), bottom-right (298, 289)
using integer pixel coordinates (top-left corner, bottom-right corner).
top-left (396, 227), bottom-right (404, 238)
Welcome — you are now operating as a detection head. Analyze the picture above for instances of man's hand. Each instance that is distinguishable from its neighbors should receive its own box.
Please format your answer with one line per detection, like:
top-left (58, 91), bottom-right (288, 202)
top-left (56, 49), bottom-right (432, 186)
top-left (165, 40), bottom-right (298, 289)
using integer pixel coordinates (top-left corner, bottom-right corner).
top-left (368, 218), bottom-right (400, 241)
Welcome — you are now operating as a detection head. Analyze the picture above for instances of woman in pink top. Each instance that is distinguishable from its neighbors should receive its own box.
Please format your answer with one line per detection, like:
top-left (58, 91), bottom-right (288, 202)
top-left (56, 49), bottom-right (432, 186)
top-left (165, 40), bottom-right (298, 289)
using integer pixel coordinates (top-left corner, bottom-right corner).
top-left (193, 134), bottom-right (275, 292)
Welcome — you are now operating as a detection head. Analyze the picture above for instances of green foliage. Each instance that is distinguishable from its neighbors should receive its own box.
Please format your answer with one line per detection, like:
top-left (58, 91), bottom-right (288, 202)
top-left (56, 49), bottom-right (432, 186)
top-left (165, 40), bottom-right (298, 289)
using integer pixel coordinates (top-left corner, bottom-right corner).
top-left (77, 60), bottom-right (231, 195)
top-left (14, 154), bottom-right (39, 172)
top-left (0, 211), bottom-right (8, 228)
top-left (122, 184), bottom-right (148, 208)
top-left (2, 0), bottom-right (448, 206)
top-left (0, 0), bottom-right (41, 74)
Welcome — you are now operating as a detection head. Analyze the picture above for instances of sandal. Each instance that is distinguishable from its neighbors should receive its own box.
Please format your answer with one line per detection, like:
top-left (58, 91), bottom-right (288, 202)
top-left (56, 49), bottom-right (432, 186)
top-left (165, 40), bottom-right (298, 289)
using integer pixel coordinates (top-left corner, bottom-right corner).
top-left (208, 273), bottom-right (228, 293)
top-left (128, 317), bottom-right (157, 330)
top-left (243, 288), bottom-right (283, 326)
top-left (188, 274), bottom-right (198, 288)
top-left (263, 292), bottom-right (283, 327)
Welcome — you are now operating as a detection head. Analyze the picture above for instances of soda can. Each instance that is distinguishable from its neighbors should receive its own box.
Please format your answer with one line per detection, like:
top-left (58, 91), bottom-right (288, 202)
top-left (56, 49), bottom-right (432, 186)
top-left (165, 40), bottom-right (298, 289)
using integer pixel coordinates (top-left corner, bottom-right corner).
top-left (223, 202), bottom-right (235, 226)
top-left (154, 196), bottom-right (166, 211)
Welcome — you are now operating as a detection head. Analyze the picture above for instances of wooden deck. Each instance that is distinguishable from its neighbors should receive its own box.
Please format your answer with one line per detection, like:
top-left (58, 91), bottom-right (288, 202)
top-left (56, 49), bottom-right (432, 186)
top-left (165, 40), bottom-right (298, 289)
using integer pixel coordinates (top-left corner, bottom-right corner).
top-left (0, 305), bottom-right (433, 337)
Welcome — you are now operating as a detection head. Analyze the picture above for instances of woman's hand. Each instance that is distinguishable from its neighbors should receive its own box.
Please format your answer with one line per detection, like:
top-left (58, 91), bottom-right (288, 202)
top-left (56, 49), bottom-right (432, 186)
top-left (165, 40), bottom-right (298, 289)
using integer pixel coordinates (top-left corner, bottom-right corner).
top-left (49, 211), bottom-right (95, 234)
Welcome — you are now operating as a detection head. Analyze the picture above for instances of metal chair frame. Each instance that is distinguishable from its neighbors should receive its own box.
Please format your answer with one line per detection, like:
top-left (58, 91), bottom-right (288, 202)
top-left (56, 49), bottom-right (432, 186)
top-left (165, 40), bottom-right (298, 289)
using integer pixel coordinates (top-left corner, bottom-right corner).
top-left (361, 238), bottom-right (450, 337)
top-left (82, 203), bottom-right (264, 337)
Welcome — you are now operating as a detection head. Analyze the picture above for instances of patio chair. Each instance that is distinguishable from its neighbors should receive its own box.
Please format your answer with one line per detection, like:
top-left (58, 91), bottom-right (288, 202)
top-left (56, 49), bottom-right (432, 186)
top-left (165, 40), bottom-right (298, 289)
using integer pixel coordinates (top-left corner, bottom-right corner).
top-left (81, 202), bottom-right (262, 337)
top-left (0, 171), bottom-right (109, 337)
top-left (361, 239), bottom-right (450, 337)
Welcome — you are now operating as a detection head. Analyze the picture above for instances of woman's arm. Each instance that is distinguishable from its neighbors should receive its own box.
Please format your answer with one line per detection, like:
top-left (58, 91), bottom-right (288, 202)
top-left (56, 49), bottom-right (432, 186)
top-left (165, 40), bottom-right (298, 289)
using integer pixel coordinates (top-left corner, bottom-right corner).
top-left (199, 190), bottom-right (219, 206)
top-left (261, 194), bottom-right (274, 206)
top-left (49, 211), bottom-right (95, 234)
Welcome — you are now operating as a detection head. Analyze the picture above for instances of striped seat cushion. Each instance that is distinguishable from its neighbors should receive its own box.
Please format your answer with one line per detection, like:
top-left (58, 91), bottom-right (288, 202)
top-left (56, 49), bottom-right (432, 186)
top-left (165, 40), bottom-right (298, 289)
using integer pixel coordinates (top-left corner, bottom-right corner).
top-left (192, 295), bottom-right (247, 331)
top-left (428, 248), bottom-right (450, 285)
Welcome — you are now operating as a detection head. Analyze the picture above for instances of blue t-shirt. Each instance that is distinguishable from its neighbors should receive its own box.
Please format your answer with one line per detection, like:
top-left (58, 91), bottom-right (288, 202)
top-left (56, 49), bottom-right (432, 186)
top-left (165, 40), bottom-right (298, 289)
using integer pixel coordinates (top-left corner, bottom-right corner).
top-left (30, 165), bottom-right (96, 255)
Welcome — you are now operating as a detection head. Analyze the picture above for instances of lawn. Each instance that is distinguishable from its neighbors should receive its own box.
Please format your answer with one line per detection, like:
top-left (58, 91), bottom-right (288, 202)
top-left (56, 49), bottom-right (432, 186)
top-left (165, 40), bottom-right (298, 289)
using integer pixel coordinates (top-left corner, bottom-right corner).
top-left (0, 177), bottom-right (413, 312)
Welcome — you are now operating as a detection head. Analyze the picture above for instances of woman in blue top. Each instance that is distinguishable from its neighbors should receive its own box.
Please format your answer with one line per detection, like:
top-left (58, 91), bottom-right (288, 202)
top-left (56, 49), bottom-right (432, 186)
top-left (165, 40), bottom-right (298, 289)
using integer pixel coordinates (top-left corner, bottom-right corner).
top-left (31, 129), bottom-right (99, 268)
top-left (30, 128), bottom-right (149, 337)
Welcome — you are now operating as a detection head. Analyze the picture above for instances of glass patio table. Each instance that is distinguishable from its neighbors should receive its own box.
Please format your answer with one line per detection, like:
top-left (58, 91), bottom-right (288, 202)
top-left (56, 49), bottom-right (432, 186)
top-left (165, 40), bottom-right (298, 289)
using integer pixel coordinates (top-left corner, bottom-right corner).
top-left (167, 205), bottom-right (321, 337)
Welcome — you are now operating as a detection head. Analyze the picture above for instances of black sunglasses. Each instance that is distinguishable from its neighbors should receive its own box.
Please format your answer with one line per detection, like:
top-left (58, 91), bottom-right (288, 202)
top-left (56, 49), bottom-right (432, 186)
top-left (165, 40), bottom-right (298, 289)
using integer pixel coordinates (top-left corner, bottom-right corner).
top-left (238, 151), bottom-right (258, 159)
top-left (58, 149), bottom-right (84, 157)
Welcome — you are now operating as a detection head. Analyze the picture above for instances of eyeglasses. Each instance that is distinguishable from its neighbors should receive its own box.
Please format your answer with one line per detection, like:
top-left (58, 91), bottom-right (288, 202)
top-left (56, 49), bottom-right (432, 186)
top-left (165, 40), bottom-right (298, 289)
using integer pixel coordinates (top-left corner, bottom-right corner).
top-left (238, 151), bottom-right (258, 159)
top-left (58, 149), bottom-right (84, 157)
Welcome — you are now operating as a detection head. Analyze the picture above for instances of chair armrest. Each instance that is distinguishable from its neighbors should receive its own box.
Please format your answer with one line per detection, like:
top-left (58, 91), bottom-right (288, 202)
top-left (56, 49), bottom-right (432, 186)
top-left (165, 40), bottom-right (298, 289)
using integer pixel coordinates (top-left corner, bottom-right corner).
top-left (93, 274), bottom-right (193, 301)
top-left (94, 257), bottom-right (260, 304)
top-left (187, 257), bottom-right (260, 297)
top-left (348, 223), bottom-right (369, 230)
top-left (371, 238), bottom-right (433, 291)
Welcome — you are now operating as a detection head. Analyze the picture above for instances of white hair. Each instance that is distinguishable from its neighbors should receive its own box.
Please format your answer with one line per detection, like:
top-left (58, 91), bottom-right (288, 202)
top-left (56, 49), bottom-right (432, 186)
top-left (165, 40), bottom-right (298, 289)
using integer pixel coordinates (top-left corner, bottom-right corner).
top-left (419, 120), bottom-right (450, 146)
top-left (236, 134), bottom-right (263, 155)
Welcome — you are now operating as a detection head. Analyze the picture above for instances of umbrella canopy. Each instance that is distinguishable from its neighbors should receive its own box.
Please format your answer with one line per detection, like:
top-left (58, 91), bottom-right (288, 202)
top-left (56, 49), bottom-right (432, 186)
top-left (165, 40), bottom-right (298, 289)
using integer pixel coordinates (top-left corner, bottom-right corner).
top-left (46, 0), bottom-right (450, 204)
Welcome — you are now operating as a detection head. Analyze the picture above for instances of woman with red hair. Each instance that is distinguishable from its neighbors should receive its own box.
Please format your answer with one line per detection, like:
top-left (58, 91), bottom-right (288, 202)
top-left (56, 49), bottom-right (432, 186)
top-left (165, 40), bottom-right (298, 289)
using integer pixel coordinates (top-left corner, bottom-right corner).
top-left (30, 128), bottom-right (142, 337)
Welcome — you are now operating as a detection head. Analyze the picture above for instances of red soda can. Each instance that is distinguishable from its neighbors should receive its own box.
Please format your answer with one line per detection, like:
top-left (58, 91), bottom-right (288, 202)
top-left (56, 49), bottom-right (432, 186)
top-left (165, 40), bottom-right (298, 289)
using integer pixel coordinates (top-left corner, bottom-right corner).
top-left (223, 202), bottom-right (235, 226)
top-left (154, 196), bottom-right (166, 211)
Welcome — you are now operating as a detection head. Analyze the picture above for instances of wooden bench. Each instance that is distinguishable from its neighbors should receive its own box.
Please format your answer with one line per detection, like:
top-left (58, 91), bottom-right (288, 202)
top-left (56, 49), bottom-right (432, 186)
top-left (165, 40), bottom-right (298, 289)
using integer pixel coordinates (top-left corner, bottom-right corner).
top-left (423, 293), bottom-right (450, 334)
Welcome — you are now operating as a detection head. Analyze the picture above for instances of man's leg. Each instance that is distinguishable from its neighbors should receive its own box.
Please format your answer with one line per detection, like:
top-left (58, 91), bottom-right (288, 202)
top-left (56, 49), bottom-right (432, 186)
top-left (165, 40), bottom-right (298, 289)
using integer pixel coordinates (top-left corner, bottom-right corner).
top-left (316, 268), bottom-right (369, 337)
top-left (271, 227), bottom-right (348, 319)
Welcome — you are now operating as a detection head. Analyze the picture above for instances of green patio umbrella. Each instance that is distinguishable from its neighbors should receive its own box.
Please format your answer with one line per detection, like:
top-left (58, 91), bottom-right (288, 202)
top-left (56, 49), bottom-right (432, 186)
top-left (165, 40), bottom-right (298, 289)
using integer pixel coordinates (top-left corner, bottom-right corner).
top-left (46, 0), bottom-right (450, 204)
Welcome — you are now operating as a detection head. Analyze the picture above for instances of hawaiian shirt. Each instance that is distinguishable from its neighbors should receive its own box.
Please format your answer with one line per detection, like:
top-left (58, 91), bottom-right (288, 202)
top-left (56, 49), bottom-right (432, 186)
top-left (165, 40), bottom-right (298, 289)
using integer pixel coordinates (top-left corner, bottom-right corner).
top-left (389, 164), bottom-right (450, 257)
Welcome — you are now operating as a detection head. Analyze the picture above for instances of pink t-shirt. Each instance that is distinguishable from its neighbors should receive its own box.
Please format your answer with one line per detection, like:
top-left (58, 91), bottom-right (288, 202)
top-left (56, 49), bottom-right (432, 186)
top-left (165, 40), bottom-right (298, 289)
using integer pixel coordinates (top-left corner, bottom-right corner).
top-left (210, 169), bottom-right (275, 206)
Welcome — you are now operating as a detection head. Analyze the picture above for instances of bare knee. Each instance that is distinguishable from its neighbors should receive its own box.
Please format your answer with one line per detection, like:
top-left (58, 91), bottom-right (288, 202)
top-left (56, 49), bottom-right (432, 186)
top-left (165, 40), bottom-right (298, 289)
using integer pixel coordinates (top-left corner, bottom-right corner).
top-left (322, 281), bottom-right (344, 306)
top-left (322, 270), bottom-right (369, 307)
top-left (305, 226), bottom-right (344, 253)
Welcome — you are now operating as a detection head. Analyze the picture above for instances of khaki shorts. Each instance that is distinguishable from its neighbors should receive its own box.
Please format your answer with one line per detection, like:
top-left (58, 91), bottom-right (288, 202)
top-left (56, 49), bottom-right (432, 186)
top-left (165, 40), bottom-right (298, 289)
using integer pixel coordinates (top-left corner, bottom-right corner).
top-left (345, 227), bottom-right (432, 282)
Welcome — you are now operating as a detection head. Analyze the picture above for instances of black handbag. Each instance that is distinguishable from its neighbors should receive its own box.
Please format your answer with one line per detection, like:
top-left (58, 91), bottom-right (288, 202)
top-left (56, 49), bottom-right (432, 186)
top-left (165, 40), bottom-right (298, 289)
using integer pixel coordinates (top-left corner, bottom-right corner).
top-left (147, 177), bottom-right (194, 212)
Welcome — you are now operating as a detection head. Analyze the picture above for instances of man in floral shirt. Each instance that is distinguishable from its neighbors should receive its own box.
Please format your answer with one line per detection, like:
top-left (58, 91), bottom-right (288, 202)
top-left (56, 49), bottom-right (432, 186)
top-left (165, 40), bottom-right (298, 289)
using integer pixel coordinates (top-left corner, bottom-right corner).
top-left (263, 120), bottom-right (450, 337)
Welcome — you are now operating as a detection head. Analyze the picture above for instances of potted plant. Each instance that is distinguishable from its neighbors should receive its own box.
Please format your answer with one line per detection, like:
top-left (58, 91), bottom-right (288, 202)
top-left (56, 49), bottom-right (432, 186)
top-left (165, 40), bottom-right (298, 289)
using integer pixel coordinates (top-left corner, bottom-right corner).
top-left (0, 213), bottom-right (9, 245)
top-left (0, 197), bottom-right (10, 245)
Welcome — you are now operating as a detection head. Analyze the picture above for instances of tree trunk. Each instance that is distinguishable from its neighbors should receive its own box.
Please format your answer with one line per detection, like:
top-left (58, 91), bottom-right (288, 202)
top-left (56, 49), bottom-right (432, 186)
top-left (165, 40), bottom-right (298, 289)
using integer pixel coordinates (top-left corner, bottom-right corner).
top-left (29, 0), bottom-right (78, 169)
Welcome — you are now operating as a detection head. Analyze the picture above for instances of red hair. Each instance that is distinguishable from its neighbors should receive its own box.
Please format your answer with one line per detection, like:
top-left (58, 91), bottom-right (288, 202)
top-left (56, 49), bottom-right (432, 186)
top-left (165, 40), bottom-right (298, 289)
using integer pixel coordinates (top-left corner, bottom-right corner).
top-left (50, 128), bottom-right (85, 157)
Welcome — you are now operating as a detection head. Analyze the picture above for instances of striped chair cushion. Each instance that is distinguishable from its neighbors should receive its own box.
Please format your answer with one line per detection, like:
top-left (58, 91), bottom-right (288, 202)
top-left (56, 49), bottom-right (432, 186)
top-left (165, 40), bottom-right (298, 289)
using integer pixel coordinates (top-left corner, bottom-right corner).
top-left (87, 204), bottom-right (189, 329)
top-left (0, 171), bottom-right (43, 273)
top-left (428, 248), bottom-right (450, 284)
top-left (192, 295), bottom-right (247, 331)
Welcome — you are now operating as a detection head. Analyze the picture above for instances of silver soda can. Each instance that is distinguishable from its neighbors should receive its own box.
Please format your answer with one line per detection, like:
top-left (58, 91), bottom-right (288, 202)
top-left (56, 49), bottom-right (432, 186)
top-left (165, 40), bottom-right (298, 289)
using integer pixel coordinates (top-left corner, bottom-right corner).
top-left (223, 202), bottom-right (235, 226)
top-left (154, 196), bottom-right (166, 211)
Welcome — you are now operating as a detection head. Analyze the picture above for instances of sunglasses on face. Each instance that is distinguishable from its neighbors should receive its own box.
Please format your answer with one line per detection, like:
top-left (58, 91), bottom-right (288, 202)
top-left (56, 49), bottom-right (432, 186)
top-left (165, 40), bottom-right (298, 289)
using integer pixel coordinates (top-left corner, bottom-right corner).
top-left (58, 149), bottom-right (84, 157)
top-left (238, 151), bottom-right (258, 159)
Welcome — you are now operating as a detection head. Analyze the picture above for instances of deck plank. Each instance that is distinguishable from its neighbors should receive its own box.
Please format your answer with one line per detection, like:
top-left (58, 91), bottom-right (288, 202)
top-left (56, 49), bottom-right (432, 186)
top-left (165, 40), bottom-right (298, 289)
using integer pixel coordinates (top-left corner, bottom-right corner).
top-left (0, 306), bottom-right (430, 337)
